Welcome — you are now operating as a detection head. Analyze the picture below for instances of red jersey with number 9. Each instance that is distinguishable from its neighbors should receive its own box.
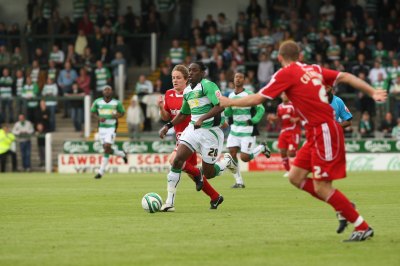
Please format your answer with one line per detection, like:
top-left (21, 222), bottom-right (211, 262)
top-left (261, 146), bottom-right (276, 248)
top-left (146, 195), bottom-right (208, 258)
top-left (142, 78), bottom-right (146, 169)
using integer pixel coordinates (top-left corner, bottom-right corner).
top-left (259, 62), bottom-right (340, 127)
top-left (163, 88), bottom-right (191, 138)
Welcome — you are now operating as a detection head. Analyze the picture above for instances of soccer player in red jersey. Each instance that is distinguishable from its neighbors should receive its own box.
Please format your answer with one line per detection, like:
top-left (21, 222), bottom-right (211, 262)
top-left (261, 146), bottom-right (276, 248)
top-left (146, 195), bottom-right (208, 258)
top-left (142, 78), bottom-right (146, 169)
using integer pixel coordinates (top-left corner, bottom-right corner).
top-left (219, 41), bottom-right (387, 241)
top-left (158, 64), bottom-right (223, 211)
top-left (272, 92), bottom-right (301, 177)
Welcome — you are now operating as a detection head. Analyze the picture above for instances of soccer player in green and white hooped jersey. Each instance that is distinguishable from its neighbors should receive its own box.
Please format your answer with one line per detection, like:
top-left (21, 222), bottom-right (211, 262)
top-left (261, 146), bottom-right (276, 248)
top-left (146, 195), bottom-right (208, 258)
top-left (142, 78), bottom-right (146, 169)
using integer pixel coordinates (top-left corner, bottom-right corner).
top-left (224, 72), bottom-right (270, 188)
top-left (91, 85), bottom-right (128, 179)
top-left (159, 62), bottom-right (237, 209)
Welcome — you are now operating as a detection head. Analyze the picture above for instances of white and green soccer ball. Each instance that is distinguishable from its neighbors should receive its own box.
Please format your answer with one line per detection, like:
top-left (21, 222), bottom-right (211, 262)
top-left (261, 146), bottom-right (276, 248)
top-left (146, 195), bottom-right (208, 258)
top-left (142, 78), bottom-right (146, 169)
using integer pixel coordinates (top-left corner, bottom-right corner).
top-left (141, 193), bottom-right (163, 213)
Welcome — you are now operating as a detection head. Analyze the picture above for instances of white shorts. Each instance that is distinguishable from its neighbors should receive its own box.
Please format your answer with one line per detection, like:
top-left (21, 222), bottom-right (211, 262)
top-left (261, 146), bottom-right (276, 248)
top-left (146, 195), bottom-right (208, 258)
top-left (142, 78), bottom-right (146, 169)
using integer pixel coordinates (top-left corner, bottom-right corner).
top-left (98, 128), bottom-right (116, 145)
top-left (179, 124), bottom-right (224, 164)
top-left (226, 134), bottom-right (256, 155)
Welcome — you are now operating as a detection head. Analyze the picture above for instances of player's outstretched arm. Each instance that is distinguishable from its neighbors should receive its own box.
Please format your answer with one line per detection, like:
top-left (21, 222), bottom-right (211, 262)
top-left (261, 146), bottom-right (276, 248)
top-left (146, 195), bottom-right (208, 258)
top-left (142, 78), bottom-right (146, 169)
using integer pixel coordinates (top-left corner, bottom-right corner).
top-left (219, 93), bottom-right (265, 108)
top-left (336, 72), bottom-right (387, 102)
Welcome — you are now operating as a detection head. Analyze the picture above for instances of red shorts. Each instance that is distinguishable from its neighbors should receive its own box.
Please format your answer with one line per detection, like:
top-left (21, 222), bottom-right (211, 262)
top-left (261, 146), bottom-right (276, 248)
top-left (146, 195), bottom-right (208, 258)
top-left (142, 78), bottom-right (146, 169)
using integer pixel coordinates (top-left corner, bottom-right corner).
top-left (293, 121), bottom-right (346, 181)
top-left (278, 130), bottom-right (300, 151)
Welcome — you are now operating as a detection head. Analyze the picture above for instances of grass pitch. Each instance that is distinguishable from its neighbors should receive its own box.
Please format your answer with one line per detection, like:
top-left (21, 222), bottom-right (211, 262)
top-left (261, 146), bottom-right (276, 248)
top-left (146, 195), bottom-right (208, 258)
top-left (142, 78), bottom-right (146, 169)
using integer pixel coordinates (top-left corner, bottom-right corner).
top-left (1, 171), bottom-right (400, 266)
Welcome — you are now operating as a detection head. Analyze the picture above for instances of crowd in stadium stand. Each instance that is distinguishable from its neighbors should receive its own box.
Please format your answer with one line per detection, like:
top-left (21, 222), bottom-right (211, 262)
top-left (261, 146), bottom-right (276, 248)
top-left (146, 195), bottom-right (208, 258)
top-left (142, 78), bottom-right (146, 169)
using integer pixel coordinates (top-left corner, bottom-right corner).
top-left (1, 0), bottom-right (400, 172)
top-left (152, 0), bottom-right (400, 140)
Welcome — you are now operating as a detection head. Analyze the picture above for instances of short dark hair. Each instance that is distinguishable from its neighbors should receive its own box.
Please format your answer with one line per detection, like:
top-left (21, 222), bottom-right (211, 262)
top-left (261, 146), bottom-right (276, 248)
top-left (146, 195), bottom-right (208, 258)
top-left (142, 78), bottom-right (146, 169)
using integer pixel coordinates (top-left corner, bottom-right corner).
top-left (193, 61), bottom-right (207, 71)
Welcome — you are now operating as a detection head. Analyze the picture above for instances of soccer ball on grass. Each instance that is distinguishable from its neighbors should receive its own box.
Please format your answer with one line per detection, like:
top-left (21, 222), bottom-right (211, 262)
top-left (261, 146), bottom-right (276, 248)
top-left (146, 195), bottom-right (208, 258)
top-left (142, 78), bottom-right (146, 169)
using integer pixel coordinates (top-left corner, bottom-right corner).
top-left (141, 193), bottom-right (163, 213)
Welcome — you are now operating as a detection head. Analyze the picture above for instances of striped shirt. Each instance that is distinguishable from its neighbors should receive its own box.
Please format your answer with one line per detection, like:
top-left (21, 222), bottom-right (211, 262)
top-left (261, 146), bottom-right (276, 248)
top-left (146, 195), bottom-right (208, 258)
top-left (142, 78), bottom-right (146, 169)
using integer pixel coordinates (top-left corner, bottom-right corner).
top-left (0, 76), bottom-right (13, 99)
top-left (91, 98), bottom-right (125, 130)
top-left (180, 79), bottom-right (222, 128)
top-left (95, 67), bottom-right (111, 91)
top-left (224, 89), bottom-right (265, 137)
top-left (42, 83), bottom-right (59, 106)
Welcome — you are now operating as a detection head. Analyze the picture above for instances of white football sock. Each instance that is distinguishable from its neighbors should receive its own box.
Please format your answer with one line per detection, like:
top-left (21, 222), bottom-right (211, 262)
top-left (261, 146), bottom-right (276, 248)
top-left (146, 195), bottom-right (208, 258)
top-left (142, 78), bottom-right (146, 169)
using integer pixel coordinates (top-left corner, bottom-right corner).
top-left (166, 169), bottom-right (181, 206)
top-left (98, 155), bottom-right (110, 175)
top-left (234, 163), bottom-right (243, 184)
top-left (113, 149), bottom-right (125, 157)
top-left (251, 145), bottom-right (263, 157)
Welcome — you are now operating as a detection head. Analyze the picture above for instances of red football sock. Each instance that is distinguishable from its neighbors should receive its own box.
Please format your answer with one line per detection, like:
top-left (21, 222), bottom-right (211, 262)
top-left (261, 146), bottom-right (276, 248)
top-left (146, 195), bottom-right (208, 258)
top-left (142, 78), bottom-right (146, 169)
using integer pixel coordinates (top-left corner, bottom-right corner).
top-left (202, 177), bottom-right (219, 201)
top-left (282, 157), bottom-right (290, 171)
top-left (300, 178), bottom-right (323, 201)
top-left (327, 189), bottom-right (369, 231)
top-left (183, 162), bottom-right (219, 201)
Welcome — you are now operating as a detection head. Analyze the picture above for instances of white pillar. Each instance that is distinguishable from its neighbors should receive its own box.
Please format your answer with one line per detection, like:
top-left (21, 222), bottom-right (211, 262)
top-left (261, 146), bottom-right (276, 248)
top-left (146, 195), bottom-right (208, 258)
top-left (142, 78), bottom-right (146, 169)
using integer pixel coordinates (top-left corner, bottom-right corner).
top-left (118, 64), bottom-right (124, 101)
top-left (45, 133), bottom-right (52, 173)
top-left (84, 95), bottom-right (91, 138)
top-left (151, 32), bottom-right (157, 71)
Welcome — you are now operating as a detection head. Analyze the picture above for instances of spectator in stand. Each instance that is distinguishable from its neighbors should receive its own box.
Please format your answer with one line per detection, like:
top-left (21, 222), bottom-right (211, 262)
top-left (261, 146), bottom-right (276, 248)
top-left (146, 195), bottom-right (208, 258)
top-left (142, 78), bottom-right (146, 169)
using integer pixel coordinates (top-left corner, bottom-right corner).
top-left (247, 0), bottom-right (262, 22)
top-left (113, 35), bottom-right (130, 63)
top-left (66, 44), bottom-right (79, 67)
top-left (392, 118), bottom-right (400, 140)
top-left (387, 59), bottom-right (400, 86)
top-left (390, 76), bottom-right (400, 119)
top-left (247, 27), bottom-right (260, 62)
top-left (78, 12), bottom-right (94, 35)
top-left (98, 46), bottom-right (112, 65)
top-left (0, 45), bottom-right (11, 66)
top-left (351, 54), bottom-right (371, 76)
top-left (94, 60), bottom-right (112, 98)
top-left (32, 47), bottom-right (48, 66)
top-left (319, 0), bottom-right (336, 22)
top-left (326, 36), bottom-right (341, 62)
top-left (47, 60), bottom-right (58, 82)
top-left (359, 111), bottom-right (374, 138)
top-left (59, 16), bottom-right (77, 35)
top-left (0, 68), bottom-right (15, 124)
top-left (169, 39), bottom-right (186, 66)
top-left (76, 67), bottom-right (91, 96)
top-left (21, 76), bottom-right (39, 125)
top-left (135, 74), bottom-right (153, 131)
top-left (340, 20), bottom-right (357, 46)
top-left (12, 114), bottom-right (34, 172)
top-left (58, 61), bottom-right (78, 118)
top-left (217, 13), bottom-right (233, 46)
top-left (27, 60), bottom-right (46, 89)
top-left (372, 72), bottom-right (390, 118)
top-left (49, 44), bottom-right (65, 68)
top-left (159, 65), bottom-right (173, 94)
top-left (364, 17), bottom-right (378, 45)
top-left (0, 124), bottom-right (17, 172)
top-left (369, 60), bottom-right (387, 84)
top-left (382, 24), bottom-right (398, 52)
top-left (257, 52), bottom-right (274, 87)
top-left (14, 69), bottom-right (25, 115)
top-left (379, 112), bottom-right (396, 138)
top-left (37, 99), bottom-right (50, 131)
top-left (42, 77), bottom-right (58, 132)
top-left (373, 41), bottom-right (389, 62)
top-left (343, 43), bottom-right (356, 63)
top-left (72, 0), bottom-right (86, 22)
top-left (65, 83), bottom-right (85, 133)
top-left (356, 40), bottom-right (372, 61)
top-left (126, 95), bottom-right (144, 139)
top-left (202, 14), bottom-right (217, 33)
top-left (205, 26), bottom-right (222, 50)
top-left (111, 51), bottom-right (127, 98)
top-left (36, 122), bottom-right (46, 167)
top-left (81, 46), bottom-right (96, 72)
top-left (11, 46), bottom-right (23, 66)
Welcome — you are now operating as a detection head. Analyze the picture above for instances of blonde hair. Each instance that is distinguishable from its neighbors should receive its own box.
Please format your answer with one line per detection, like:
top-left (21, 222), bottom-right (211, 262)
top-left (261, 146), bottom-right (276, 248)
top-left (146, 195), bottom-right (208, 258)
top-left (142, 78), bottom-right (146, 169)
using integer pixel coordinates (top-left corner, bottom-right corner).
top-left (279, 40), bottom-right (300, 61)
top-left (172, 64), bottom-right (189, 80)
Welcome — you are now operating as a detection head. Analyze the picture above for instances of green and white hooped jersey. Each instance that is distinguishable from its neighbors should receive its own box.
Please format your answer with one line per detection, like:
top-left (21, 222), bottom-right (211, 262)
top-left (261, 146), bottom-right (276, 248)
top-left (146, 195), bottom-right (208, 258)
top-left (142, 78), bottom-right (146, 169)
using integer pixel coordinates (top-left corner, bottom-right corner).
top-left (91, 98), bottom-right (125, 131)
top-left (224, 89), bottom-right (265, 137)
top-left (180, 79), bottom-right (222, 128)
